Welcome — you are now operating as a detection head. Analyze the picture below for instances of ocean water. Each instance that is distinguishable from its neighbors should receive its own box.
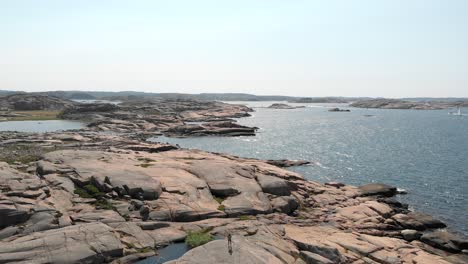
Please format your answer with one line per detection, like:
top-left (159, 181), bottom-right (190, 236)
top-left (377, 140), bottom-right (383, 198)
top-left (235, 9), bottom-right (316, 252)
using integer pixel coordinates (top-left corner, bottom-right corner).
top-left (0, 120), bottom-right (84, 133)
top-left (150, 102), bottom-right (468, 237)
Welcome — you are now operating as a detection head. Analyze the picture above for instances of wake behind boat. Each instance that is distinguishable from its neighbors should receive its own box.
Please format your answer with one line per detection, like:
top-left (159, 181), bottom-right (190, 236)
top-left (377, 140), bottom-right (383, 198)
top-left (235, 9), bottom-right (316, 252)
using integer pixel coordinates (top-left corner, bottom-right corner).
top-left (448, 106), bottom-right (466, 116)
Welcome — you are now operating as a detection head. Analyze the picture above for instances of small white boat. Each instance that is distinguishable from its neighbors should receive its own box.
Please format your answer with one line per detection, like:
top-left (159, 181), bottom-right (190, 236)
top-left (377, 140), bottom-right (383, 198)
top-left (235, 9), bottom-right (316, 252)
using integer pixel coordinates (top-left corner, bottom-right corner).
top-left (449, 106), bottom-right (465, 116)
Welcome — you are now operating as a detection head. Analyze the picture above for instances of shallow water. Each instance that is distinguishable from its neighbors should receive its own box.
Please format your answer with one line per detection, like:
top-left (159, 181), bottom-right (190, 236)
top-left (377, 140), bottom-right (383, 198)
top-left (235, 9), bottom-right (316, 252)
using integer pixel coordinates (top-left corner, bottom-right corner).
top-left (150, 102), bottom-right (468, 237)
top-left (0, 120), bottom-right (84, 133)
top-left (136, 243), bottom-right (189, 264)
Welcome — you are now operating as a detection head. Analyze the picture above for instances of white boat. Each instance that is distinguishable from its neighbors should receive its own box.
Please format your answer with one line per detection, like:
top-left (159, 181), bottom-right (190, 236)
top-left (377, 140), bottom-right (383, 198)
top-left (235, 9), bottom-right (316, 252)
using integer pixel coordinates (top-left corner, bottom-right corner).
top-left (449, 106), bottom-right (465, 116)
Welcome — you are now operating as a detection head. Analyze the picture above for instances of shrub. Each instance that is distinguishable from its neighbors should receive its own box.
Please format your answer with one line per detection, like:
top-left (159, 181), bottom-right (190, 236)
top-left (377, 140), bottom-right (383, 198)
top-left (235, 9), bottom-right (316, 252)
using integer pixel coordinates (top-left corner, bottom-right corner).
top-left (185, 230), bottom-right (213, 248)
top-left (74, 188), bottom-right (93, 198)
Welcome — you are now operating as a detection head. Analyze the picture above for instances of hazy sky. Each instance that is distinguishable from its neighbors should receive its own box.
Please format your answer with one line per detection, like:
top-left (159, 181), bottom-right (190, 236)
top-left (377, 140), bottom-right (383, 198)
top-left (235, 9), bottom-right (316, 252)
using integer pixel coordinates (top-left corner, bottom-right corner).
top-left (1, 0), bottom-right (467, 97)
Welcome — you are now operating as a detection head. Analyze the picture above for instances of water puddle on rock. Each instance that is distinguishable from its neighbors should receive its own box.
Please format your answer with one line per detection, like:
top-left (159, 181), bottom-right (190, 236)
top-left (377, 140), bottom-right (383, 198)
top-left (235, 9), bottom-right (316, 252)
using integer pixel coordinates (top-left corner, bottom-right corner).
top-left (136, 243), bottom-right (189, 264)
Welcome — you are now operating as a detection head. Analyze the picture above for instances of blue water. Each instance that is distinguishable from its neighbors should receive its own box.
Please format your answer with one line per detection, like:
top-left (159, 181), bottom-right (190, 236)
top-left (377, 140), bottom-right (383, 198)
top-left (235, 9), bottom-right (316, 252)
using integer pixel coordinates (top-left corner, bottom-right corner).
top-left (150, 102), bottom-right (468, 237)
top-left (0, 120), bottom-right (84, 132)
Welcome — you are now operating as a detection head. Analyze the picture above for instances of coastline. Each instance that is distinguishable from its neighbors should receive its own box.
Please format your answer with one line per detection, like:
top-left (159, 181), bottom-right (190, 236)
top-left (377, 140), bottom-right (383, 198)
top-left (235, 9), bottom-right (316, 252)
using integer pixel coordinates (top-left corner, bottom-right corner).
top-left (0, 99), bottom-right (467, 263)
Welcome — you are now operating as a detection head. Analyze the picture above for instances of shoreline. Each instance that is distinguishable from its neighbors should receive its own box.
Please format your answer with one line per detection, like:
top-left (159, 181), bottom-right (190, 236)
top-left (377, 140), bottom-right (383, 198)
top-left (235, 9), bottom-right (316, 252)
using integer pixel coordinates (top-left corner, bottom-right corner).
top-left (0, 98), bottom-right (467, 263)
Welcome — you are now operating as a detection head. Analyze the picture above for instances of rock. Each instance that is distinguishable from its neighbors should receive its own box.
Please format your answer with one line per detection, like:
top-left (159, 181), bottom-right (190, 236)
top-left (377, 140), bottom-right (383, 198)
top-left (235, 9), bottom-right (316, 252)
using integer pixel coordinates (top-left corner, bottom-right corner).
top-left (36, 160), bottom-right (58, 176)
top-left (267, 103), bottom-right (304, 109)
top-left (257, 174), bottom-right (291, 196)
top-left (324, 182), bottom-right (345, 188)
top-left (401, 229), bottom-right (421, 241)
top-left (166, 235), bottom-right (284, 264)
top-left (421, 231), bottom-right (468, 253)
top-left (0, 222), bottom-right (123, 263)
top-left (271, 196), bottom-right (299, 215)
top-left (110, 252), bottom-right (155, 264)
top-left (350, 98), bottom-right (453, 110)
top-left (265, 159), bottom-right (310, 168)
top-left (70, 210), bottom-right (126, 223)
top-left (392, 212), bottom-right (446, 230)
top-left (0, 94), bottom-right (76, 111)
top-left (300, 251), bottom-right (334, 264)
top-left (145, 227), bottom-right (187, 246)
top-left (328, 108), bottom-right (350, 112)
top-left (358, 183), bottom-right (397, 197)
top-left (0, 200), bottom-right (31, 229)
top-left (43, 150), bottom-right (163, 200)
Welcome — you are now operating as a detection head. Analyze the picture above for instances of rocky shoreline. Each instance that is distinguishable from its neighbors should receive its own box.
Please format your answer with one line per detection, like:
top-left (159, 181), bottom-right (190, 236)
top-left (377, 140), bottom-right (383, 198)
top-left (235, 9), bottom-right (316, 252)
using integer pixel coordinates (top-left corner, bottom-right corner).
top-left (0, 97), bottom-right (467, 263)
top-left (350, 99), bottom-right (468, 110)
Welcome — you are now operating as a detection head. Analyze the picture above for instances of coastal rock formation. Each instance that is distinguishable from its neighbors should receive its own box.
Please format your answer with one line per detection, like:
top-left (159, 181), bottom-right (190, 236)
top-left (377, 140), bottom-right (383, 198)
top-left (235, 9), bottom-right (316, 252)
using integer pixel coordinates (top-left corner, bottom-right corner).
top-left (350, 99), bottom-right (459, 110)
top-left (0, 94), bottom-right (76, 111)
top-left (267, 103), bottom-right (305, 109)
top-left (328, 107), bottom-right (350, 112)
top-left (59, 98), bottom-right (256, 137)
top-left (0, 131), bottom-right (466, 263)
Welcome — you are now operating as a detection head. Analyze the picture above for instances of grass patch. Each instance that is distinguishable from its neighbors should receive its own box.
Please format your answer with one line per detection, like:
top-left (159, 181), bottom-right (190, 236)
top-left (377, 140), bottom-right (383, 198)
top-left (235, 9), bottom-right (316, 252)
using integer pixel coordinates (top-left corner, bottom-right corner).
top-left (94, 199), bottom-right (115, 210)
top-left (185, 230), bottom-right (213, 248)
top-left (217, 204), bottom-right (225, 211)
top-left (74, 187), bottom-right (93, 198)
top-left (137, 247), bottom-right (153, 253)
top-left (74, 184), bottom-right (106, 199)
top-left (137, 157), bottom-right (156, 162)
top-left (0, 110), bottom-right (60, 121)
top-left (213, 197), bottom-right (225, 204)
top-left (238, 215), bottom-right (253, 221)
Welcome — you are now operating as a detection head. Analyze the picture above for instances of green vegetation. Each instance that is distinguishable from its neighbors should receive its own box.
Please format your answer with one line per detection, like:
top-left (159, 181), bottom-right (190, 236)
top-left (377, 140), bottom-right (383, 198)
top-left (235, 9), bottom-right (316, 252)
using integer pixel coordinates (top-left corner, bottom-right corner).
top-left (238, 215), bottom-right (253, 221)
top-left (0, 110), bottom-right (60, 121)
top-left (217, 204), bottom-right (225, 211)
top-left (137, 157), bottom-right (155, 162)
top-left (137, 247), bottom-right (153, 253)
top-left (73, 183), bottom-right (114, 210)
top-left (74, 187), bottom-right (93, 198)
top-left (74, 184), bottom-right (105, 199)
top-left (94, 199), bottom-right (115, 210)
top-left (185, 230), bottom-right (214, 248)
top-left (213, 197), bottom-right (225, 204)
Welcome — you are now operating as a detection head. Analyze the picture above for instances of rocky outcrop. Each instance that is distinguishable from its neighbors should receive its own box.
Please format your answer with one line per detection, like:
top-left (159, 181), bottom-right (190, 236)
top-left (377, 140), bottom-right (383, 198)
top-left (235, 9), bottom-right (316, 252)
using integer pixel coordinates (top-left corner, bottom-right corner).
top-left (350, 99), bottom-right (459, 110)
top-left (267, 103), bottom-right (305, 109)
top-left (59, 98), bottom-right (256, 137)
top-left (0, 94), bottom-right (76, 111)
top-left (328, 107), bottom-right (350, 112)
top-left (265, 159), bottom-right (310, 167)
top-left (164, 121), bottom-right (256, 137)
top-left (359, 183), bottom-right (398, 197)
top-left (0, 131), bottom-right (466, 263)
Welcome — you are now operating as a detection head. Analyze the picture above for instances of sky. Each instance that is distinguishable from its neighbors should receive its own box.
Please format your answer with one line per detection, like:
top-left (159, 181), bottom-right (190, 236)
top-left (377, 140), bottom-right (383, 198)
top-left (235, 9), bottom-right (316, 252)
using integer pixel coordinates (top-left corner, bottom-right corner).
top-left (1, 0), bottom-right (467, 98)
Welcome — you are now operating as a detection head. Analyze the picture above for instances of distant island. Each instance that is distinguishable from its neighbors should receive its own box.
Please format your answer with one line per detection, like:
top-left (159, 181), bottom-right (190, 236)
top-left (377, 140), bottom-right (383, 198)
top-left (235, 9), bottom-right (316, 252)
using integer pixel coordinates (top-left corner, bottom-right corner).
top-left (350, 98), bottom-right (468, 110)
top-left (1, 90), bottom-right (468, 111)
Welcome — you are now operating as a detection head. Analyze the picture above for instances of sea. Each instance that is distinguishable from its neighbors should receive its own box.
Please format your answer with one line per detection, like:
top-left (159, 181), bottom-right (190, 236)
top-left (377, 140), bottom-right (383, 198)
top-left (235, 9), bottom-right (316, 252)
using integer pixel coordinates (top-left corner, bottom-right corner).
top-left (150, 101), bottom-right (468, 238)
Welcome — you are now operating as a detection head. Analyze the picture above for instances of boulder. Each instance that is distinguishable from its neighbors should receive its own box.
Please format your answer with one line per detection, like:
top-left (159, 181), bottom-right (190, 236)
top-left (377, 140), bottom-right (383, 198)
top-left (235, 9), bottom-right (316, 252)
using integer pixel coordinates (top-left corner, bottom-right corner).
top-left (257, 174), bottom-right (291, 196)
top-left (358, 183), bottom-right (397, 197)
top-left (421, 231), bottom-right (468, 253)
top-left (392, 212), bottom-right (446, 230)
top-left (271, 196), bottom-right (299, 215)
top-left (401, 229), bottom-right (421, 241)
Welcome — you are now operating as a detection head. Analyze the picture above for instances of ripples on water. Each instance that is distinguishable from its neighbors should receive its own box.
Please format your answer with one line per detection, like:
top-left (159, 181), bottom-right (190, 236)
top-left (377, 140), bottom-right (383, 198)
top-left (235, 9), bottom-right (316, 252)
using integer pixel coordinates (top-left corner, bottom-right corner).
top-left (150, 102), bottom-right (468, 237)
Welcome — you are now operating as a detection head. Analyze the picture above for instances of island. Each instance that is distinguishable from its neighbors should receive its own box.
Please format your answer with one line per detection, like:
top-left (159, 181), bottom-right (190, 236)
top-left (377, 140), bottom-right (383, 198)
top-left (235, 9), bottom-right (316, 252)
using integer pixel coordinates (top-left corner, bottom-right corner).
top-left (350, 98), bottom-right (468, 110)
top-left (0, 94), bottom-right (466, 264)
top-left (267, 103), bottom-right (305, 109)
